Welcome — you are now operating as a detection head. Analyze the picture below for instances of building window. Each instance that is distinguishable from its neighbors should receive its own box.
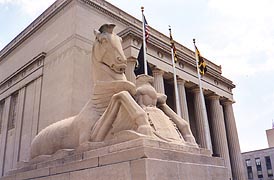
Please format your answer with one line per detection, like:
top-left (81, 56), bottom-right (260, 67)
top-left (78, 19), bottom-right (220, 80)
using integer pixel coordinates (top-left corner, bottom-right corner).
top-left (255, 158), bottom-right (263, 178)
top-left (8, 92), bottom-right (18, 130)
top-left (246, 159), bottom-right (253, 179)
top-left (265, 156), bottom-right (273, 177)
top-left (0, 100), bottom-right (4, 134)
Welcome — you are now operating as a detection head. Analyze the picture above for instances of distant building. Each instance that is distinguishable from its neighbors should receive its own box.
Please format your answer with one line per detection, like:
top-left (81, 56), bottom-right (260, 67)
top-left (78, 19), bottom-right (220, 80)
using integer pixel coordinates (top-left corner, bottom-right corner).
top-left (242, 128), bottom-right (274, 180)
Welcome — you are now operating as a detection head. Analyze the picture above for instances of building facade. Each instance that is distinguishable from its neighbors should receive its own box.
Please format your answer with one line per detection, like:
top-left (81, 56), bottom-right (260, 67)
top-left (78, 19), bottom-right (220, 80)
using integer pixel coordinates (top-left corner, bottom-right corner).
top-left (0, 0), bottom-right (245, 179)
top-left (242, 128), bottom-right (274, 180)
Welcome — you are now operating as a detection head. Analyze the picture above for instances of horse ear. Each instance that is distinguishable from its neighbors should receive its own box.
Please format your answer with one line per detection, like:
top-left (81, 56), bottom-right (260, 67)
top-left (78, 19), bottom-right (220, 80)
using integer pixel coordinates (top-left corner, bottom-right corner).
top-left (94, 29), bottom-right (108, 44)
top-left (94, 29), bottom-right (101, 39)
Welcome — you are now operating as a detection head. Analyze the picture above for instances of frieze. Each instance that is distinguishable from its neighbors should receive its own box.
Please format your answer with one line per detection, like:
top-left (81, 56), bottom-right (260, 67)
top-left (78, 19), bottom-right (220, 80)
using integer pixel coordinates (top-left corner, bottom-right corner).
top-left (0, 53), bottom-right (46, 95)
top-left (118, 27), bottom-right (235, 89)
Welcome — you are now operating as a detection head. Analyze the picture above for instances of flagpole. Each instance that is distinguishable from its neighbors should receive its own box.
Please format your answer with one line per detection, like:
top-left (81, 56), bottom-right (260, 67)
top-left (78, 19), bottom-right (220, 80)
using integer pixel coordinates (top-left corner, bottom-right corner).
top-left (193, 39), bottom-right (212, 152)
top-left (169, 26), bottom-right (181, 117)
top-left (141, 7), bottom-right (148, 75)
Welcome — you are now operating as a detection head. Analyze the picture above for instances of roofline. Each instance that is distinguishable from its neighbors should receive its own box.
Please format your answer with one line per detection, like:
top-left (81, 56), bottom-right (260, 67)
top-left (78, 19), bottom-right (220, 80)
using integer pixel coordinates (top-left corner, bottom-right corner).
top-left (0, 0), bottom-right (235, 88)
top-left (242, 146), bottom-right (274, 154)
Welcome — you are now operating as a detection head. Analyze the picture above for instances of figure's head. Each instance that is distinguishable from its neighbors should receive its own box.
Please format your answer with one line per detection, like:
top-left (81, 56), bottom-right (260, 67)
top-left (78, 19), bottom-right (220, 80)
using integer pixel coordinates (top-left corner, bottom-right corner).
top-left (93, 23), bottom-right (127, 74)
top-left (136, 74), bottom-right (154, 88)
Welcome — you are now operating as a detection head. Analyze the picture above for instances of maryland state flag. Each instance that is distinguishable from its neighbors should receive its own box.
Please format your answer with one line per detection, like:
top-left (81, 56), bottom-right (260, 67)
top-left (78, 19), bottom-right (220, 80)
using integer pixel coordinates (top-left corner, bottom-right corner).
top-left (169, 30), bottom-right (178, 62)
top-left (194, 44), bottom-right (207, 75)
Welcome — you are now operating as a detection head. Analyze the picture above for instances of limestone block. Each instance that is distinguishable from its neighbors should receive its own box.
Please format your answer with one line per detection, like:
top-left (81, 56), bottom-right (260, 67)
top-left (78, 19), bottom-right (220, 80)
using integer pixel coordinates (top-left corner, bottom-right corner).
top-left (15, 168), bottom-right (49, 180)
top-left (49, 157), bottom-right (98, 175)
top-left (69, 162), bottom-right (131, 180)
top-left (145, 159), bottom-right (180, 180)
top-left (0, 175), bottom-right (16, 180)
top-left (83, 146), bottom-right (109, 159)
top-left (35, 173), bottom-right (69, 180)
top-left (99, 147), bottom-right (145, 166)
top-left (130, 159), bottom-right (147, 180)
top-left (178, 161), bottom-right (228, 180)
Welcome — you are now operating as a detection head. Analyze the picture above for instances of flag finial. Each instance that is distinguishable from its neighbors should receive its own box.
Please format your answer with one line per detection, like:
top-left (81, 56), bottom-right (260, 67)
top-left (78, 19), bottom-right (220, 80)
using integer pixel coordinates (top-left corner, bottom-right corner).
top-left (141, 6), bottom-right (144, 12)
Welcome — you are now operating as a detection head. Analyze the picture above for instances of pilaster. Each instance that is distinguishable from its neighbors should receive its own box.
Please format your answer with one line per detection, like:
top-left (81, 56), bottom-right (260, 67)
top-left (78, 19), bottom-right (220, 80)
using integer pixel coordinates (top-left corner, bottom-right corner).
top-left (12, 88), bottom-right (26, 169)
top-left (0, 97), bottom-right (11, 176)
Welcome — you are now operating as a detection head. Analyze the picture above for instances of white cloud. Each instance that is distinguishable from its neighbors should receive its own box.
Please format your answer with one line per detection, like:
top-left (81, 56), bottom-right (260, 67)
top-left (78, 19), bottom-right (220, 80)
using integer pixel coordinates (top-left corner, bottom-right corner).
top-left (201, 0), bottom-right (274, 79)
top-left (0, 0), bottom-right (55, 16)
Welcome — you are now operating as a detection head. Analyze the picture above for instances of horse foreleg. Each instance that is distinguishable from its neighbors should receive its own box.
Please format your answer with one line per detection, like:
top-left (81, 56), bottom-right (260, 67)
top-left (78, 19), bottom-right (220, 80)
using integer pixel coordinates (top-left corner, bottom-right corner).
top-left (90, 91), bottom-right (153, 141)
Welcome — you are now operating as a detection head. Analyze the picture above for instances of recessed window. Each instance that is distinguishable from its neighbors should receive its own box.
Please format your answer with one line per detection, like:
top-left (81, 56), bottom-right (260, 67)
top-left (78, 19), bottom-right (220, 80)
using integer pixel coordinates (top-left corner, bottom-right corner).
top-left (255, 158), bottom-right (263, 178)
top-left (265, 156), bottom-right (273, 177)
top-left (246, 159), bottom-right (253, 179)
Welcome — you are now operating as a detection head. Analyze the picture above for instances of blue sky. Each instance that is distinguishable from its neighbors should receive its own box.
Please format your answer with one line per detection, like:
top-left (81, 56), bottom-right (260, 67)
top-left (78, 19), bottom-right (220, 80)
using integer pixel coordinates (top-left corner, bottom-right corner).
top-left (1, 0), bottom-right (274, 152)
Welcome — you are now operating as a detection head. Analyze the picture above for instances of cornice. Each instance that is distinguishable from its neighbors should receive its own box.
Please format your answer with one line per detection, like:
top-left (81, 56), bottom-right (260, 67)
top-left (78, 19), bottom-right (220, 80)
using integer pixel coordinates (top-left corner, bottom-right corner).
top-left (0, 0), bottom-right (72, 61)
top-left (0, 52), bottom-right (46, 95)
top-left (118, 27), bottom-right (235, 89)
top-left (0, 0), bottom-right (235, 89)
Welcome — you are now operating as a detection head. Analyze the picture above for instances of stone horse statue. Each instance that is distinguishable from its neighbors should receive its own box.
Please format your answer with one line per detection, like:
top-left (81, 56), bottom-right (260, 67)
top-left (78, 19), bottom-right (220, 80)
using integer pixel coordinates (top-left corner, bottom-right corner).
top-left (30, 24), bottom-right (152, 159)
top-left (30, 23), bottom-right (197, 159)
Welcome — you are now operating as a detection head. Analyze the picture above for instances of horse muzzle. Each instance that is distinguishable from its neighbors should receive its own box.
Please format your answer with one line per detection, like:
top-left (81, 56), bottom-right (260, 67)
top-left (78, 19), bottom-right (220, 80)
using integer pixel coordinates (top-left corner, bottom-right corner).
top-left (111, 63), bottom-right (127, 73)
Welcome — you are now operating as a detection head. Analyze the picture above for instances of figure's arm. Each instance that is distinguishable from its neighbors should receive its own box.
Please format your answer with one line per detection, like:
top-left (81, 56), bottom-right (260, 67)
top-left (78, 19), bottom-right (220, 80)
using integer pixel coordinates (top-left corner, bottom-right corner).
top-left (156, 93), bottom-right (167, 104)
top-left (157, 103), bottom-right (185, 130)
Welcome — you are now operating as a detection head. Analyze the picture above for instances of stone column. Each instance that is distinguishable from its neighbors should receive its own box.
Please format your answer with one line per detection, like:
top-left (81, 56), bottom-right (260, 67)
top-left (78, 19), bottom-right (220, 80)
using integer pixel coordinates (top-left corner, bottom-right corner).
top-left (222, 100), bottom-right (245, 180)
top-left (192, 88), bottom-right (212, 152)
top-left (0, 97), bottom-right (11, 176)
top-left (152, 68), bottom-right (165, 94)
top-left (177, 79), bottom-right (189, 122)
top-left (125, 57), bottom-right (136, 84)
top-left (208, 95), bottom-right (232, 179)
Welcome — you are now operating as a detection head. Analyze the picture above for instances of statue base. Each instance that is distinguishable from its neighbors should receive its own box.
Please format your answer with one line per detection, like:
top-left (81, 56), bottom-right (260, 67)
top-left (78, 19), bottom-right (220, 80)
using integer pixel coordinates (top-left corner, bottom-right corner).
top-left (1, 138), bottom-right (228, 180)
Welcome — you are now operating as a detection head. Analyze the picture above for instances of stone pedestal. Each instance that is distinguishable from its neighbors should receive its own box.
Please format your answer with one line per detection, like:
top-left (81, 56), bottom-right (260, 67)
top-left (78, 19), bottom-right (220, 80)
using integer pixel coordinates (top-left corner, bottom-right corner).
top-left (1, 139), bottom-right (228, 180)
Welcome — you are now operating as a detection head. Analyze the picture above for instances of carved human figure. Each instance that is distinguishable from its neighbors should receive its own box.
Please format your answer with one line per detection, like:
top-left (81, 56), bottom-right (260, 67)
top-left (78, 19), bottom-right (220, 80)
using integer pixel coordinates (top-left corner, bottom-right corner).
top-left (135, 74), bottom-right (197, 146)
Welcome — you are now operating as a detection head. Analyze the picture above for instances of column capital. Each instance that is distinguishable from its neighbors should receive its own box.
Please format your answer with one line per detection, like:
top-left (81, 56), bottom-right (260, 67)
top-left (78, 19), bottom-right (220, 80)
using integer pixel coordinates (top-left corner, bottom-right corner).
top-left (221, 99), bottom-right (235, 106)
top-left (207, 94), bottom-right (220, 100)
top-left (152, 68), bottom-right (165, 75)
top-left (177, 79), bottom-right (186, 85)
top-left (190, 86), bottom-right (201, 93)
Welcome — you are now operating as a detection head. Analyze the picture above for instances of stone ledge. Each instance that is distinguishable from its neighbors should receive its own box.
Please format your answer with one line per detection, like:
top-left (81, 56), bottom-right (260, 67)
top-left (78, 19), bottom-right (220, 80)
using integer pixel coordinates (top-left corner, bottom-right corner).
top-left (2, 138), bottom-right (217, 180)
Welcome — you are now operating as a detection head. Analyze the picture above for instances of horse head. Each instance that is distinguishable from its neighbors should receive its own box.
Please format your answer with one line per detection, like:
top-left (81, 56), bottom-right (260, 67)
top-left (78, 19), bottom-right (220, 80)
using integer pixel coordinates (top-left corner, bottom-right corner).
top-left (93, 24), bottom-right (127, 74)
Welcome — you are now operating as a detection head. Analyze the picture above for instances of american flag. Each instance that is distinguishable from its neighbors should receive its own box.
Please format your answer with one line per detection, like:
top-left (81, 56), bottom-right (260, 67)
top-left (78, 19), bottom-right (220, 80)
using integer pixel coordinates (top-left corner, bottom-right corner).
top-left (143, 15), bottom-right (149, 42)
